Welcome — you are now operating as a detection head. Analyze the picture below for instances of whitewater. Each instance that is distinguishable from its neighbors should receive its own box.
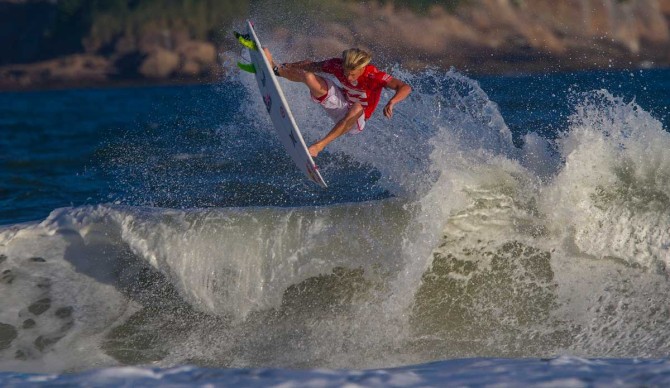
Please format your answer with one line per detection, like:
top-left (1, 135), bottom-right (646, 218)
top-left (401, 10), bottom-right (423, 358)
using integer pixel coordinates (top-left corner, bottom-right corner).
top-left (1, 50), bottom-right (669, 384)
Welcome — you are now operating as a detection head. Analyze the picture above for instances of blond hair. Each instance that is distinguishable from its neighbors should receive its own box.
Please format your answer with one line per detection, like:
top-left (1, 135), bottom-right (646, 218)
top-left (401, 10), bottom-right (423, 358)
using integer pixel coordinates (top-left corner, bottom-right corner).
top-left (342, 48), bottom-right (372, 71)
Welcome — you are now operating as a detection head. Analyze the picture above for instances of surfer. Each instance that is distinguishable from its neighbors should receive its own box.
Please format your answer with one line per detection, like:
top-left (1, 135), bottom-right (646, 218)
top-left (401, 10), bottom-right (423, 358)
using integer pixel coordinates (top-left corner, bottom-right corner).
top-left (264, 48), bottom-right (412, 157)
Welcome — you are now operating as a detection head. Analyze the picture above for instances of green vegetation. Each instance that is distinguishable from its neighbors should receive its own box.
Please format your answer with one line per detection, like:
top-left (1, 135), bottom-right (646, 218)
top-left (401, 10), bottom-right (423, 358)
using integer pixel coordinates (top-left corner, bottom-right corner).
top-left (43, 0), bottom-right (249, 54)
top-left (1, 0), bottom-right (470, 66)
top-left (47, 0), bottom-right (469, 54)
top-left (90, 0), bottom-right (248, 45)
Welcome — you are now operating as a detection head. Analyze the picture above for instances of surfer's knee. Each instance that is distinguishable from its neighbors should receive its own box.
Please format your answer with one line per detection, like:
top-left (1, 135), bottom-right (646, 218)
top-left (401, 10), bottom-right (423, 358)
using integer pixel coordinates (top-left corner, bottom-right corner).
top-left (304, 72), bottom-right (324, 86)
top-left (347, 104), bottom-right (364, 120)
top-left (304, 73), bottom-right (328, 97)
top-left (342, 104), bottom-right (364, 129)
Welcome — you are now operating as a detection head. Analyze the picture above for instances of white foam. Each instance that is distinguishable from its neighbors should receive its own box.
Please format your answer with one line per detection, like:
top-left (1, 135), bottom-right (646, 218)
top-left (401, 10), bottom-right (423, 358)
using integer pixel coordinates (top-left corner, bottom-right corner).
top-left (0, 210), bottom-right (136, 373)
top-left (542, 90), bottom-right (670, 270)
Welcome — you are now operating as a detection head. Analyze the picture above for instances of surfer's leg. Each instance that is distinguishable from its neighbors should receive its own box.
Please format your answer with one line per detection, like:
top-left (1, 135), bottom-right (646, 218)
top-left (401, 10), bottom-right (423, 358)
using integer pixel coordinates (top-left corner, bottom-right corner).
top-left (278, 67), bottom-right (328, 99)
top-left (309, 103), bottom-right (364, 157)
top-left (263, 48), bottom-right (328, 99)
top-left (299, 73), bottom-right (329, 100)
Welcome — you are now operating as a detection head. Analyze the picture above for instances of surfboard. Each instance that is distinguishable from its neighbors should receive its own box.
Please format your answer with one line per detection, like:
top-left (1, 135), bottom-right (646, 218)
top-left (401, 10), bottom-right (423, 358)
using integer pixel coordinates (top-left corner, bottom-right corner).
top-left (235, 21), bottom-right (327, 188)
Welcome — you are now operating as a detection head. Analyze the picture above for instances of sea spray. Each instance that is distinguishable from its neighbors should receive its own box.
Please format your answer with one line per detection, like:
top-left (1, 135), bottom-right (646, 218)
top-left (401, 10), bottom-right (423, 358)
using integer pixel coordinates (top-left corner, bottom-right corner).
top-left (406, 87), bottom-right (670, 359)
top-left (543, 90), bottom-right (670, 271)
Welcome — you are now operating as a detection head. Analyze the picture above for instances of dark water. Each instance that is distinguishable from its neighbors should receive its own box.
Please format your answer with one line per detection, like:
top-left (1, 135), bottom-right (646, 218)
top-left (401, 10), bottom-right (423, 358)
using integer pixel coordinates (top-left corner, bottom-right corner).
top-left (1, 67), bottom-right (669, 385)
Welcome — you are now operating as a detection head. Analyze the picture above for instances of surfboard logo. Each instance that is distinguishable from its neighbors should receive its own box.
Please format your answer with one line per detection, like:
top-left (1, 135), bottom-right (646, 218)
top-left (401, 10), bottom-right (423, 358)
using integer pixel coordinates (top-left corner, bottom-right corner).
top-left (260, 69), bottom-right (266, 87)
top-left (280, 106), bottom-right (286, 118)
top-left (263, 94), bottom-right (272, 112)
top-left (288, 130), bottom-right (298, 147)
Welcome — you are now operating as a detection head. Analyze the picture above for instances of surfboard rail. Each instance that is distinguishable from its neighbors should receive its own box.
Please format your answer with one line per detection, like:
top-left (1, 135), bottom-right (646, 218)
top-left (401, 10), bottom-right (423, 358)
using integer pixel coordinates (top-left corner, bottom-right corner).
top-left (237, 20), bottom-right (327, 188)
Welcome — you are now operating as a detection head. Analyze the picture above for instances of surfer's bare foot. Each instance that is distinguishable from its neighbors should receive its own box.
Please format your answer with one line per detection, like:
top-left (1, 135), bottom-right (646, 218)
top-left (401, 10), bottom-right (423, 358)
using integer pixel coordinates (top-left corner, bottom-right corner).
top-left (264, 47), bottom-right (285, 78)
top-left (263, 48), bottom-right (276, 68)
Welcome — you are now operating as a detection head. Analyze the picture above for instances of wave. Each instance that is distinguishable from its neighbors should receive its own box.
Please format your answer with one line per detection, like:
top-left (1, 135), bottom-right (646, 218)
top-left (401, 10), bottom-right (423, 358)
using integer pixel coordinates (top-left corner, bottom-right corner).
top-left (2, 67), bottom-right (670, 373)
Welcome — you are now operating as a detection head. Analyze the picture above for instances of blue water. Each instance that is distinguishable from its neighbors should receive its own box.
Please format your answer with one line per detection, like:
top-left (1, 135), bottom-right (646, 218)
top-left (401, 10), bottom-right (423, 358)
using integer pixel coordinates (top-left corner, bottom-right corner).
top-left (2, 69), bottom-right (668, 225)
top-left (0, 83), bottom-right (391, 225)
top-left (1, 67), bottom-right (669, 386)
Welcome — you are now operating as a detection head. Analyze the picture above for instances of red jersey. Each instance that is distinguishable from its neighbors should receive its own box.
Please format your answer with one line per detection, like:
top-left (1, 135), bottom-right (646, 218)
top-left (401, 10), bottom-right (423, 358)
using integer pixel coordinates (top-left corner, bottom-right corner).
top-left (321, 58), bottom-right (392, 120)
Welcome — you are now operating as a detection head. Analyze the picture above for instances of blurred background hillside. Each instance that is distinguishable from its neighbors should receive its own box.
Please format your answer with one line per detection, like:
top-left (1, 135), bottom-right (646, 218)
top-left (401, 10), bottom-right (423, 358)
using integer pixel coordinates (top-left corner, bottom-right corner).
top-left (1, 0), bottom-right (669, 90)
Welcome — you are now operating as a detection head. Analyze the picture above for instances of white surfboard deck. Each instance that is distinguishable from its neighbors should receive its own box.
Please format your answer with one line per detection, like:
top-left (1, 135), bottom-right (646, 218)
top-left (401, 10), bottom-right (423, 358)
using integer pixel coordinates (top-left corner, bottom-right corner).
top-left (242, 20), bottom-right (327, 188)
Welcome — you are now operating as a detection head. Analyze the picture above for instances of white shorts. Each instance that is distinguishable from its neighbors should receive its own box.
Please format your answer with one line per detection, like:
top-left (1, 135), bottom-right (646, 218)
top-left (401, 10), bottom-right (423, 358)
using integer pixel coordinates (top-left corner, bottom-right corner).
top-left (311, 78), bottom-right (366, 133)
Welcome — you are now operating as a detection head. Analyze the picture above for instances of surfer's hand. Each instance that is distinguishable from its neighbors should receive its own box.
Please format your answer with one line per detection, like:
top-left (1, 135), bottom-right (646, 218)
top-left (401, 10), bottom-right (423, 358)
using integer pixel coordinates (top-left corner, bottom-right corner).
top-left (383, 101), bottom-right (395, 118)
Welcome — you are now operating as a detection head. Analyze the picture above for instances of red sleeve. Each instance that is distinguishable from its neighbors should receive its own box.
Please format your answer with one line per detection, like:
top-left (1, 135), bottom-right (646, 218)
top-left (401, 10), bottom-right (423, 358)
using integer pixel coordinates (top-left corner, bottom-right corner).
top-left (368, 65), bottom-right (392, 88)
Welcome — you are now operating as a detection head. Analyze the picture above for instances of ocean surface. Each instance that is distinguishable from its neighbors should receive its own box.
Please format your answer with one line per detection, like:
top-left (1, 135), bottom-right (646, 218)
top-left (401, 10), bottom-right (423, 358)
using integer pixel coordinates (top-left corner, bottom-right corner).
top-left (1, 52), bottom-right (670, 386)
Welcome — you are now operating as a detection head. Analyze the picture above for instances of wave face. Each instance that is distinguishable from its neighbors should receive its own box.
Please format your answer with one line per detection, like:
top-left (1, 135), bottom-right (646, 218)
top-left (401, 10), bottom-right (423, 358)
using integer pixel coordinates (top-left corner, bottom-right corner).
top-left (1, 64), bottom-right (670, 373)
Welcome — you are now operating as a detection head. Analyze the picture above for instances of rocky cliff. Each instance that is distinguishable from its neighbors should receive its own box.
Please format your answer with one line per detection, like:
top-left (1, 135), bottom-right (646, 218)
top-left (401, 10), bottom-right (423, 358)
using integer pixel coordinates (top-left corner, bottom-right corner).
top-left (283, 0), bottom-right (670, 73)
top-left (1, 0), bottom-right (669, 90)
